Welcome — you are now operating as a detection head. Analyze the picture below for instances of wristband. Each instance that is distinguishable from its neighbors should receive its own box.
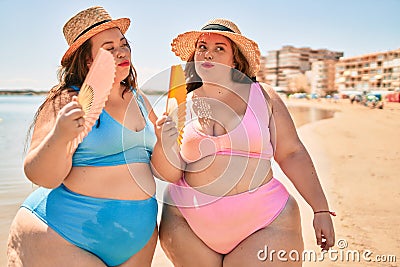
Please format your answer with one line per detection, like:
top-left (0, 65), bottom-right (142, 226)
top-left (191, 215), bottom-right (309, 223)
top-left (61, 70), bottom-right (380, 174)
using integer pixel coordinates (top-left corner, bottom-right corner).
top-left (314, 210), bottom-right (336, 216)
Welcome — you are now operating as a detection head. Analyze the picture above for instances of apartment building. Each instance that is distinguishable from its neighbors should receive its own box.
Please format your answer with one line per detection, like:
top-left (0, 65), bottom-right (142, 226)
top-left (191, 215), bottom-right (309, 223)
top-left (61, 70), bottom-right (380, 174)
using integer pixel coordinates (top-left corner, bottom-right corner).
top-left (311, 59), bottom-right (337, 95)
top-left (335, 48), bottom-right (400, 93)
top-left (260, 45), bottom-right (343, 93)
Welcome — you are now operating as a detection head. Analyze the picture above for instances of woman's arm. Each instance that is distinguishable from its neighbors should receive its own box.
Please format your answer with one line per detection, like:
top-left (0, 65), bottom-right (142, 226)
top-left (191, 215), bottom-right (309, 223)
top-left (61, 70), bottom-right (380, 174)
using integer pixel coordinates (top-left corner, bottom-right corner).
top-left (24, 93), bottom-right (85, 188)
top-left (151, 114), bottom-right (185, 183)
top-left (140, 93), bottom-right (184, 183)
top-left (261, 84), bottom-right (335, 250)
top-left (265, 87), bottom-right (330, 212)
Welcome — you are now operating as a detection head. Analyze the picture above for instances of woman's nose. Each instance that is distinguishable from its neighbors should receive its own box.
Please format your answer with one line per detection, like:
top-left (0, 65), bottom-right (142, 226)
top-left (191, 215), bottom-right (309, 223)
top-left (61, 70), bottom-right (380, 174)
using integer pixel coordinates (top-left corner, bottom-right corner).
top-left (204, 50), bottom-right (213, 60)
top-left (116, 47), bottom-right (126, 59)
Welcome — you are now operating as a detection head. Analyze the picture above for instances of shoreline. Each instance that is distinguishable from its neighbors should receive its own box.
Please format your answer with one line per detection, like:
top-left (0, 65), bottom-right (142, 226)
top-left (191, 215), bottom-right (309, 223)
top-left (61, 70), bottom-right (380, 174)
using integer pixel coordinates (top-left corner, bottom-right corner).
top-left (0, 90), bottom-right (48, 95)
top-left (0, 90), bottom-right (167, 96)
top-left (290, 99), bottom-right (400, 266)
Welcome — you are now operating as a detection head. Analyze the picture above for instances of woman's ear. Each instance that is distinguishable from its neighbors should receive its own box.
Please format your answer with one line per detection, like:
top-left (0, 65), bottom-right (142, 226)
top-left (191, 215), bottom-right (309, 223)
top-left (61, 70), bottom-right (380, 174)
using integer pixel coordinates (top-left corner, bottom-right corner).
top-left (86, 57), bottom-right (93, 68)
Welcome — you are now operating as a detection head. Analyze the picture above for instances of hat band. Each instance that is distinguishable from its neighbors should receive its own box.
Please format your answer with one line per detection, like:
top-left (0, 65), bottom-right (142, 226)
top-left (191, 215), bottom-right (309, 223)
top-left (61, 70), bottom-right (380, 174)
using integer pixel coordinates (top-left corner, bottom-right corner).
top-left (201, 24), bottom-right (235, 33)
top-left (73, 19), bottom-right (111, 42)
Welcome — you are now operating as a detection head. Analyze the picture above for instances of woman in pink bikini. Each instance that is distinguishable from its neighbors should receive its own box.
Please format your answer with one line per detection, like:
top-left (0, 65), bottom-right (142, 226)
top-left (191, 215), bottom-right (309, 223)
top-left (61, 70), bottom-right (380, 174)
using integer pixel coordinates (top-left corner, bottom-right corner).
top-left (155, 18), bottom-right (335, 266)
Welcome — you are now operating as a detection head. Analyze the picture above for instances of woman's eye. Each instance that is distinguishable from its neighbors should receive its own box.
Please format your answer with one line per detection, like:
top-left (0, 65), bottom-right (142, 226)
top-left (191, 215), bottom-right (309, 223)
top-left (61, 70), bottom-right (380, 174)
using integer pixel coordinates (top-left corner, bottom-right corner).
top-left (197, 45), bottom-right (206, 51)
top-left (105, 46), bottom-right (114, 51)
top-left (216, 47), bottom-right (224, 52)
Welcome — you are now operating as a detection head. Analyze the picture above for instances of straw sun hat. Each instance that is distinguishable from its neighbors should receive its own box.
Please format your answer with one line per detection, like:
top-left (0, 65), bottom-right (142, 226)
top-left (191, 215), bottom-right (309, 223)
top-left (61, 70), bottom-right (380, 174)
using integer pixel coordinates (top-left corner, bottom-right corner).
top-left (171, 18), bottom-right (261, 77)
top-left (61, 6), bottom-right (130, 65)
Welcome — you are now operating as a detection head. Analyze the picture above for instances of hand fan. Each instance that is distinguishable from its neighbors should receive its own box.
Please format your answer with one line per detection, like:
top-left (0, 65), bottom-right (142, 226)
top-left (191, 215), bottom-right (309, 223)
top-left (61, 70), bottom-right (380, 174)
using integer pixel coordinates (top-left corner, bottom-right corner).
top-left (68, 48), bottom-right (116, 154)
top-left (166, 64), bottom-right (187, 145)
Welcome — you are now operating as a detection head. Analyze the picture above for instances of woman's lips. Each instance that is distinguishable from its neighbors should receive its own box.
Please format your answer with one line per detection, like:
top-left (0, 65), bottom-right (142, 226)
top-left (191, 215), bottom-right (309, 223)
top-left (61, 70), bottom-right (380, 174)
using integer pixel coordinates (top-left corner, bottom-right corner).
top-left (201, 62), bottom-right (214, 68)
top-left (118, 60), bottom-right (130, 67)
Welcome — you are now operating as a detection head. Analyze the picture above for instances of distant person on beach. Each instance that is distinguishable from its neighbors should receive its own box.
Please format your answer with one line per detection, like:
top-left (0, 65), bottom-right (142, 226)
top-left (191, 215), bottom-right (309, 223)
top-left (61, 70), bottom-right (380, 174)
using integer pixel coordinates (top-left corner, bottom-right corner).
top-left (157, 19), bottom-right (336, 266)
top-left (7, 6), bottom-right (173, 266)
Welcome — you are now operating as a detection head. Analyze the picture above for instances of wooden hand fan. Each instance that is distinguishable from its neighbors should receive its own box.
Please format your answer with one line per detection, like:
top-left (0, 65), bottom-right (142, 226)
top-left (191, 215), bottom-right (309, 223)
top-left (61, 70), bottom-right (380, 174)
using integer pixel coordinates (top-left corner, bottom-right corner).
top-left (166, 64), bottom-right (187, 145)
top-left (68, 48), bottom-right (116, 154)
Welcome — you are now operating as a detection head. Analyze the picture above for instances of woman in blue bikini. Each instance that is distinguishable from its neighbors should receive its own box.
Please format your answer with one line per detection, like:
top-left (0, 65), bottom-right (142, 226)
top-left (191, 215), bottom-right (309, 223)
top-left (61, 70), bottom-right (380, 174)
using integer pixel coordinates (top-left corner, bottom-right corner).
top-left (7, 6), bottom-right (177, 267)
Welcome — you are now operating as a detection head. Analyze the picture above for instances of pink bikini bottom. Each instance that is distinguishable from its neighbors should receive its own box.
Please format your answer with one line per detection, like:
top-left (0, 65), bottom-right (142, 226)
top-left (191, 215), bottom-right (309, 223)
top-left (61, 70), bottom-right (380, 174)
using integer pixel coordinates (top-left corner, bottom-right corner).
top-left (168, 177), bottom-right (289, 254)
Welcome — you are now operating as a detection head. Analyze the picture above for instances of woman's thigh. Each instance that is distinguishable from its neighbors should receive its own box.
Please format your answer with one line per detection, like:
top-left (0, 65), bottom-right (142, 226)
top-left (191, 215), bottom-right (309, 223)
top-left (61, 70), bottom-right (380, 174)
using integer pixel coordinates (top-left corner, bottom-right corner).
top-left (223, 196), bottom-right (304, 267)
top-left (118, 227), bottom-right (158, 267)
top-left (159, 194), bottom-right (223, 267)
top-left (7, 208), bottom-right (106, 267)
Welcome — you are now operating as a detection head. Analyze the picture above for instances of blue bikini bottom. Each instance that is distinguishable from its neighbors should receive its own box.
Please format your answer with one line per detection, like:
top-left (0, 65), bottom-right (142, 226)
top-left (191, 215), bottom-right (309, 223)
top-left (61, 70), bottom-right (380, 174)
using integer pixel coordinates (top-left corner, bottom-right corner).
top-left (21, 184), bottom-right (158, 266)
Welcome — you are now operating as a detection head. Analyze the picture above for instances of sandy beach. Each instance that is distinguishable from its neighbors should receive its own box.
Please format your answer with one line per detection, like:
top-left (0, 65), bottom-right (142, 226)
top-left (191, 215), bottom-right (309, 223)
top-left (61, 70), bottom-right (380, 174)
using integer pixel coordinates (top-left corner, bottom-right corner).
top-left (286, 99), bottom-right (399, 266)
top-left (151, 98), bottom-right (400, 266)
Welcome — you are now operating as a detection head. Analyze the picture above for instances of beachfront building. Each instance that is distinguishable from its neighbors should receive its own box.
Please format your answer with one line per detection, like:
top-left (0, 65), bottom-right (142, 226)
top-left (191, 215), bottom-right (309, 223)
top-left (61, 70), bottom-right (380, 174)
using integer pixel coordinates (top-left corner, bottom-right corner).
top-left (310, 59), bottom-right (337, 96)
top-left (262, 45), bottom-right (343, 93)
top-left (335, 48), bottom-right (400, 94)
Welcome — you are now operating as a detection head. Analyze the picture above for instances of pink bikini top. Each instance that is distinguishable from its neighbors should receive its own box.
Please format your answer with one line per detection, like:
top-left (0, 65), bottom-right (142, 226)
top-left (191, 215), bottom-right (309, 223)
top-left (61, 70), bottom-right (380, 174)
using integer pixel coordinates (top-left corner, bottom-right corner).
top-left (180, 82), bottom-right (274, 164)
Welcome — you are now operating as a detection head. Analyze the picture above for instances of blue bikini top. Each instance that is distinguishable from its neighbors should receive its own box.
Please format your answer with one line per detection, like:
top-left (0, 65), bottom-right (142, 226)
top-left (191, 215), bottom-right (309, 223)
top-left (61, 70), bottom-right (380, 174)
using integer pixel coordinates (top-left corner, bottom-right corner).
top-left (70, 86), bottom-right (156, 167)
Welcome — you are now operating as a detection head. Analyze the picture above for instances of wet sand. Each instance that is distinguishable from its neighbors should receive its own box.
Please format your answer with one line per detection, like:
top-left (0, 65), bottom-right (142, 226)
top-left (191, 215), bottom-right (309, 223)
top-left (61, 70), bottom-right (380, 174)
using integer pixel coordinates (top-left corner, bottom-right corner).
top-left (294, 99), bottom-right (400, 266)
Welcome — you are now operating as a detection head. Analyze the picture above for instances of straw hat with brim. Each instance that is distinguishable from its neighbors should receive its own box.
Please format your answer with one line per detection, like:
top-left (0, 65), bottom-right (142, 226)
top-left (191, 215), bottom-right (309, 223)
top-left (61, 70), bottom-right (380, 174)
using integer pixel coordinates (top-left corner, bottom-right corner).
top-left (61, 6), bottom-right (130, 65)
top-left (171, 18), bottom-right (261, 77)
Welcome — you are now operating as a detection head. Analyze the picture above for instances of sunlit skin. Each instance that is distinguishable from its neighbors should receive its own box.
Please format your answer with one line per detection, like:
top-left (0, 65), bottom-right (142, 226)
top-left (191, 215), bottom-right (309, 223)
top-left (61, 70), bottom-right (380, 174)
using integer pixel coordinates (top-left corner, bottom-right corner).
top-left (6, 27), bottom-right (179, 267)
top-left (182, 33), bottom-right (272, 194)
top-left (64, 28), bottom-right (157, 201)
top-left (194, 33), bottom-right (235, 85)
top-left (158, 31), bottom-right (334, 266)
top-left (89, 28), bottom-right (131, 84)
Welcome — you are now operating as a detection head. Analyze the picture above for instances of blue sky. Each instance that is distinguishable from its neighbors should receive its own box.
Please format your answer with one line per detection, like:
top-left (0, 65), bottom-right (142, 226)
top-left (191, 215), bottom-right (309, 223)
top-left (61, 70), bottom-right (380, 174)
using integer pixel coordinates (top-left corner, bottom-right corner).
top-left (0, 0), bottom-right (399, 90)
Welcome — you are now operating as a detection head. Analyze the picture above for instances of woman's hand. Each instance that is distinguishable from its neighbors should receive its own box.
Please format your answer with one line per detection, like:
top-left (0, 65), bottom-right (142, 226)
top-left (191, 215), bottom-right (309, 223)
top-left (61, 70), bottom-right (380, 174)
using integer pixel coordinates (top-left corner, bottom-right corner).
top-left (53, 96), bottom-right (85, 143)
top-left (155, 113), bottom-right (179, 149)
top-left (151, 113), bottom-right (183, 181)
top-left (23, 96), bottom-right (85, 187)
top-left (313, 213), bottom-right (335, 251)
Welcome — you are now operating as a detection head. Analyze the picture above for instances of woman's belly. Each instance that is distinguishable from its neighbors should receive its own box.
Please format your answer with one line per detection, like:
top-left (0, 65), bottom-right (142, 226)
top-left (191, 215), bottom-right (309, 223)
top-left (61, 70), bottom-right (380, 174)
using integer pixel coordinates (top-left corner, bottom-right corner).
top-left (63, 163), bottom-right (155, 200)
top-left (184, 155), bottom-right (273, 196)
